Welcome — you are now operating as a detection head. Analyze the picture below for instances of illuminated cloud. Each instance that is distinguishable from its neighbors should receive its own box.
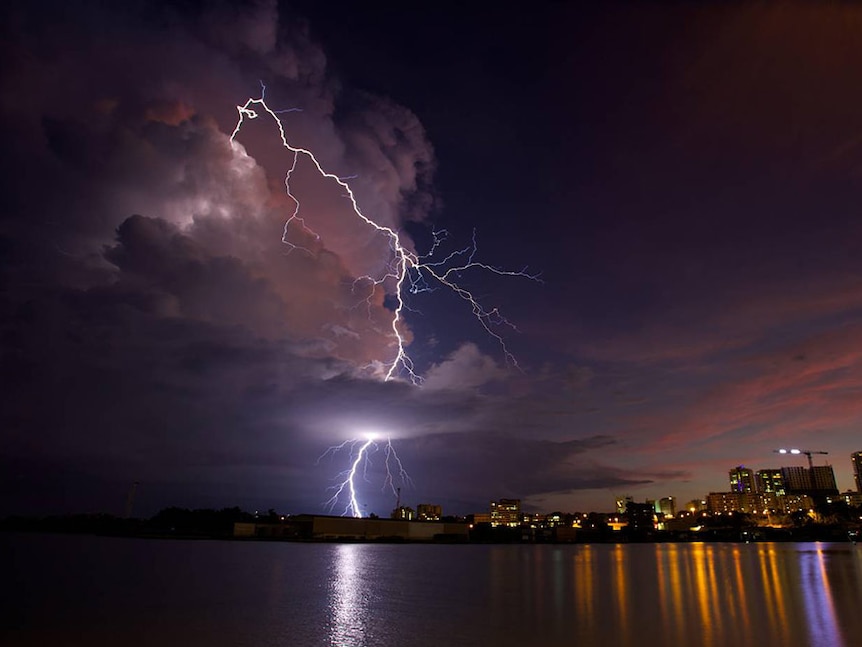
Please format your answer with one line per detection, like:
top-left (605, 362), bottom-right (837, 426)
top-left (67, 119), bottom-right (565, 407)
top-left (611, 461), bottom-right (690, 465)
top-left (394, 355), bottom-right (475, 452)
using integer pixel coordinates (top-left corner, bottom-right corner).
top-left (422, 343), bottom-right (506, 391)
top-left (2, 0), bottom-right (436, 368)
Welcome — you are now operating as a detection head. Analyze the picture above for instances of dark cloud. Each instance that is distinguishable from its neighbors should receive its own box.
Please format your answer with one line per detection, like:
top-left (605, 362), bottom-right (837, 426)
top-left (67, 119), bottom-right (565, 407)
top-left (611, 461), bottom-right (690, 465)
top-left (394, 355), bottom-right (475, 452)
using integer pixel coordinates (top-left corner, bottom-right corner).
top-left (0, 0), bottom-right (448, 515)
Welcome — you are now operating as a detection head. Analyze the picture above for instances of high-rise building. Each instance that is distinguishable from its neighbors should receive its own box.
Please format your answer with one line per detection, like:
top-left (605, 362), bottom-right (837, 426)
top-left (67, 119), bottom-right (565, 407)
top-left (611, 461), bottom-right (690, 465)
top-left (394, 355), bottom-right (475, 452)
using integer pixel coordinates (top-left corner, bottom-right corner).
top-left (729, 466), bottom-right (756, 493)
top-left (756, 469), bottom-right (785, 496)
top-left (781, 465), bottom-right (838, 495)
top-left (657, 496), bottom-right (676, 518)
top-left (490, 499), bottom-right (521, 527)
top-left (615, 496), bottom-right (633, 515)
top-left (781, 466), bottom-right (811, 493)
top-left (853, 451), bottom-right (862, 493)
top-left (810, 465), bottom-right (838, 493)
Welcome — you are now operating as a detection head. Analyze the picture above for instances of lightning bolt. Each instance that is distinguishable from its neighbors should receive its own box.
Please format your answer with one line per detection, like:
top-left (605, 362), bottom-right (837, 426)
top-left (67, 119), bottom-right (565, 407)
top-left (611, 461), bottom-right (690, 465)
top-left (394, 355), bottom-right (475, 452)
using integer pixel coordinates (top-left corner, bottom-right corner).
top-left (229, 82), bottom-right (540, 384)
top-left (317, 435), bottom-right (413, 518)
top-left (231, 83), bottom-right (536, 517)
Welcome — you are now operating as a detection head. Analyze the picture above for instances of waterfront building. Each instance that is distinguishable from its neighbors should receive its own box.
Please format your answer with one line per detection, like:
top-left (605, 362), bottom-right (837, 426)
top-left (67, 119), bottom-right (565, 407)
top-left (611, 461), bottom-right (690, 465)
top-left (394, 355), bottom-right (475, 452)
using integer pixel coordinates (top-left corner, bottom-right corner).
top-left (778, 494), bottom-right (814, 513)
top-left (756, 469), bottom-right (785, 496)
top-left (657, 496), bottom-right (676, 518)
top-left (708, 492), bottom-right (743, 513)
top-left (235, 515), bottom-right (469, 541)
top-left (625, 501), bottom-right (656, 532)
top-left (392, 506), bottom-right (415, 521)
top-left (521, 512), bottom-right (540, 525)
top-left (686, 499), bottom-right (708, 513)
top-left (490, 499), bottom-right (521, 527)
top-left (707, 492), bottom-right (778, 514)
top-left (416, 504), bottom-right (442, 521)
top-left (729, 466), bottom-right (756, 493)
top-left (826, 491), bottom-right (862, 507)
top-left (543, 512), bottom-right (565, 527)
top-left (744, 493), bottom-right (779, 514)
top-left (606, 515), bottom-right (626, 532)
top-left (853, 451), bottom-right (862, 493)
top-left (615, 495), bottom-right (633, 515)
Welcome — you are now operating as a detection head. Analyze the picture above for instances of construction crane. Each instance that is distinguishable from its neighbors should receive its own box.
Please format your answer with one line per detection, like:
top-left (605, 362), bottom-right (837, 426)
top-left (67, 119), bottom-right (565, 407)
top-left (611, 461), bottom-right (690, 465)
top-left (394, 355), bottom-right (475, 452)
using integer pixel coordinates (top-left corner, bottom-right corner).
top-left (774, 448), bottom-right (829, 492)
top-left (773, 448), bottom-right (828, 471)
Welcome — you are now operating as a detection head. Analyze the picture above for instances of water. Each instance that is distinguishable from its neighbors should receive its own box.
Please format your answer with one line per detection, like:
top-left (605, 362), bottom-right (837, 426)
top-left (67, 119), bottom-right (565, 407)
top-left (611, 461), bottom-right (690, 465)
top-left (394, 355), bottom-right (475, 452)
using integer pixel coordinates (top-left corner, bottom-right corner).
top-left (2, 534), bottom-right (861, 647)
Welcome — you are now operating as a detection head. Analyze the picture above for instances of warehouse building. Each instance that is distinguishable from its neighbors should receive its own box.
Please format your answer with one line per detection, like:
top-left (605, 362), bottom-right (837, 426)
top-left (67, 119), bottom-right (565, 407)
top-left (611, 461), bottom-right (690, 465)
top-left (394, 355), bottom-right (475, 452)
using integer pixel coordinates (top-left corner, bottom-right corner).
top-left (234, 514), bottom-right (469, 541)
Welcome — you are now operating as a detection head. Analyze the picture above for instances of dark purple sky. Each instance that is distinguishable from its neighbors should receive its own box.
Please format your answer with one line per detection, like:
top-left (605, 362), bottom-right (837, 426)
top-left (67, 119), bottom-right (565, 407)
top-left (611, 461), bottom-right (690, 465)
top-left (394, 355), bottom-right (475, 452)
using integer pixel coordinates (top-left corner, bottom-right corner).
top-left (2, 1), bottom-right (861, 517)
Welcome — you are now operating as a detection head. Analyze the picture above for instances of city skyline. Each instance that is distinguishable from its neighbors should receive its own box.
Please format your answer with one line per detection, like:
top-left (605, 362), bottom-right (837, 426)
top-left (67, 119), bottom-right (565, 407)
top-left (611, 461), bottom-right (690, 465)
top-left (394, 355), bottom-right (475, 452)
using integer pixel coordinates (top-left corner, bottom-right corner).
top-left (306, 448), bottom-right (862, 518)
top-left (3, 2), bottom-right (862, 518)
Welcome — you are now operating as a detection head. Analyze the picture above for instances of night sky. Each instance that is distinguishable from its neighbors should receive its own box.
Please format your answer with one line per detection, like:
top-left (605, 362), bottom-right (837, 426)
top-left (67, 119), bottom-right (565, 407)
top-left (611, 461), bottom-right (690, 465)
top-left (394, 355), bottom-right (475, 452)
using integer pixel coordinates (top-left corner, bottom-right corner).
top-left (2, 1), bottom-right (861, 518)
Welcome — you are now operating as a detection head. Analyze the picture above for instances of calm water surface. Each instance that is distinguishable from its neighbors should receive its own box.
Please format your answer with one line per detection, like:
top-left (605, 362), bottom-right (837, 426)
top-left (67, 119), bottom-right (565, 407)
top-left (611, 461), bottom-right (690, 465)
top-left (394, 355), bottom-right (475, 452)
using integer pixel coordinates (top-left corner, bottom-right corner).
top-left (2, 533), bottom-right (861, 646)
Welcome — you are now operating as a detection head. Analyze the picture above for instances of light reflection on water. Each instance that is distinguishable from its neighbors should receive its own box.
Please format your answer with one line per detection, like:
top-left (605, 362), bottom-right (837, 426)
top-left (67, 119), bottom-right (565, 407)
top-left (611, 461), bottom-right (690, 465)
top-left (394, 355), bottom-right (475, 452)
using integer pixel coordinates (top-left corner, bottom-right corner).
top-left (801, 547), bottom-right (843, 647)
top-left (2, 535), bottom-right (861, 647)
top-left (479, 542), bottom-right (861, 647)
top-left (329, 544), bottom-right (368, 647)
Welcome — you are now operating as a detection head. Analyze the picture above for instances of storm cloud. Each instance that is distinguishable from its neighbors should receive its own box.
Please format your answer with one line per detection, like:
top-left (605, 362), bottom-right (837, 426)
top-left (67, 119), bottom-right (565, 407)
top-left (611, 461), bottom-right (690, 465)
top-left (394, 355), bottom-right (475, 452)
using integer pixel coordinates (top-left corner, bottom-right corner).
top-left (0, 0), bottom-right (620, 516)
